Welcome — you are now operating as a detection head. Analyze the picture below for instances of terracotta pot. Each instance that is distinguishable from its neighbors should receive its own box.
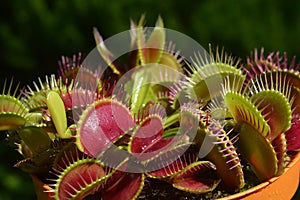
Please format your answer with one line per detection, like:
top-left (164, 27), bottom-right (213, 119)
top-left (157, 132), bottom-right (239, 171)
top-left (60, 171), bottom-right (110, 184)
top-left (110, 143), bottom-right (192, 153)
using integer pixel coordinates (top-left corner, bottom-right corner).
top-left (218, 152), bottom-right (300, 200)
top-left (32, 152), bottom-right (300, 200)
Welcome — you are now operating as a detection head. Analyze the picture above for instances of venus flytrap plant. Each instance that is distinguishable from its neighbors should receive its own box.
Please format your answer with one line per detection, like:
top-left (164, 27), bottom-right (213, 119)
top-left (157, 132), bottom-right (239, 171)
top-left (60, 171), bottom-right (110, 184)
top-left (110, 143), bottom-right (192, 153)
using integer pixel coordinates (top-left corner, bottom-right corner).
top-left (1, 16), bottom-right (300, 200)
top-left (222, 80), bottom-right (278, 181)
top-left (135, 16), bottom-right (166, 66)
top-left (196, 117), bottom-right (244, 191)
top-left (186, 47), bottom-right (246, 106)
top-left (0, 80), bottom-right (29, 130)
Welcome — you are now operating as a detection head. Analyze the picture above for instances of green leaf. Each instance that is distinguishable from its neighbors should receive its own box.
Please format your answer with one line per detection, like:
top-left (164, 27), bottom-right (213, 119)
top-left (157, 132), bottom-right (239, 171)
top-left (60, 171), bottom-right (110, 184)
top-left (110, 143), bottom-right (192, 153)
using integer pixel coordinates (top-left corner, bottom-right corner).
top-left (236, 122), bottom-right (278, 181)
top-left (93, 27), bottom-right (120, 75)
top-left (0, 114), bottom-right (27, 131)
top-left (224, 92), bottom-right (270, 137)
top-left (190, 69), bottom-right (245, 105)
top-left (46, 91), bottom-right (67, 138)
top-left (250, 90), bottom-right (292, 141)
top-left (19, 126), bottom-right (51, 155)
top-left (188, 49), bottom-right (245, 105)
top-left (130, 69), bottom-right (156, 114)
top-left (0, 94), bottom-right (28, 130)
top-left (197, 127), bottom-right (244, 190)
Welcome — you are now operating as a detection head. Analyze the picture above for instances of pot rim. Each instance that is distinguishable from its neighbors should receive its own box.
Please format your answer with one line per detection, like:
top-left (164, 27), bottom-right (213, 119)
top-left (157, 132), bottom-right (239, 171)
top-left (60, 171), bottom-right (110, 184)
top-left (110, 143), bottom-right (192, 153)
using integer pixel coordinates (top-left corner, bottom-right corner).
top-left (217, 152), bottom-right (300, 200)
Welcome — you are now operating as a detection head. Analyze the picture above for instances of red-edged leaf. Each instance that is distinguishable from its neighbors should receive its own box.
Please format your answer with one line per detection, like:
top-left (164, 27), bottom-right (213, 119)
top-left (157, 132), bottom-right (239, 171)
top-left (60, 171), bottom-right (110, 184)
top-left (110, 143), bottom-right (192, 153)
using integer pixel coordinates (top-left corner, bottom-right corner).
top-left (130, 115), bottom-right (172, 161)
top-left (172, 161), bottom-right (220, 194)
top-left (102, 172), bottom-right (144, 200)
top-left (54, 159), bottom-right (108, 200)
top-left (272, 133), bottom-right (288, 175)
top-left (136, 16), bottom-right (165, 65)
top-left (60, 89), bottom-right (96, 110)
top-left (147, 148), bottom-right (197, 178)
top-left (76, 99), bottom-right (134, 157)
top-left (285, 116), bottom-right (300, 151)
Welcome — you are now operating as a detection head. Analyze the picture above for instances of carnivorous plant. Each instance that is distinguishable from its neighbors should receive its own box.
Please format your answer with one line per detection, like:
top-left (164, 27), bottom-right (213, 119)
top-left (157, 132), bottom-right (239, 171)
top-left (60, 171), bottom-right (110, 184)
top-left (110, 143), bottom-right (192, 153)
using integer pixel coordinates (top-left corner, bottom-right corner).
top-left (1, 16), bottom-right (300, 199)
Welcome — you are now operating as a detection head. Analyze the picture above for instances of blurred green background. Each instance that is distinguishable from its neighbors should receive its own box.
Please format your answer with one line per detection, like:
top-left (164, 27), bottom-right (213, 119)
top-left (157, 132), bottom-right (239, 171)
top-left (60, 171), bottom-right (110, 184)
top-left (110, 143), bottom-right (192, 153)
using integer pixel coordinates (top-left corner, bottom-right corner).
top-left (0, 0), bottom-right (300, 199)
